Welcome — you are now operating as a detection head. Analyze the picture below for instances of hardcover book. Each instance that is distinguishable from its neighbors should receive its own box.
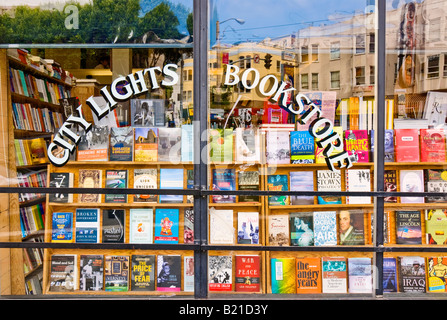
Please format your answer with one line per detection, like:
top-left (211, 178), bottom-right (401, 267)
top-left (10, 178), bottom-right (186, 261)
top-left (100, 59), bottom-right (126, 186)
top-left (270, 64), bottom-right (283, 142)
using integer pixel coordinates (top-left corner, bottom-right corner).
top-left (313, 211), bottom-right (337, 246)
top-left (134, 127), bottom-right (158, 162)
top-left (131, 255), bottom-right (155, 291)
top-left (159, 168), bottom-right (184, 203)
top-left (338, 210), bottom-right (365, 245)
top-left (420, 129), bottom-right (446, 162)
top-left (109, 126), bottom-right (133, 161)
top-left (75, 208), bottom-right (100, 243)
top-left (344, 129), bottom-right (369, 162)
top-left (209, 128), bottom-right (233, 163)
top-left (157, 255), bottom-right (182, 292)
top-left (383, 257), bottom-right (398, 293)
top-left (395, 129), bottom-right (420, 162)
top-left (290, 171), bottom-right (314, 205)
top-left (270, 258), bottom-right (296, 294)
top-left (154, 208), bottom-right (179, 244)
top-left (158, 127), bottom-right (182, 162)
top-left (289, 212), bottom-right (314, 246)
top-left (102, 209), bottom-right (125, 243)
top-left (212, 168), bottom-right (236, 203)
top-left (209, 208), bottom-right (234, 244)
top-left (238, 171), bottom-right (260, 203)
top-left (396, 211), bottom-right (422, 244)
top-left (399, 170), bottom-right (425, 203)
top-left (398, 256), bottom-right (426, 293)
top-left (237, 211), bottom-right (260, 244)
top-left (78, 169), bottom-right (102, 203)
top-left (348, 257), bottom-right (372, 293)
top-left (208, 255), bottom-right (233, 292)
top-left (384, 129), bottom-right (395, 162)
top-left (425, 169), bottom-right (447, 203)
top-left (290, 130), bottom-right (315, 164)
top-left (268, 215), bottom-right (289, 246)
top-left (322, 256), bottom-right (347, 294)
top-left (296, 257), bottom-right (322, 294)
top-left (266, 130), bottom-right (291, 164)
top-left (129, 208), bottom-right (153, 244)
top-left (133, 168), bottom-right (157, 203)
top-left (345, 169), bottom-right (371, 204)
top-left (105, 170), bottom-right (127, 203)
top-left (267, 174), bottom-right (289, 206)
top-left (427, 256), bottom-right (447, 292)
top-left (235, 255), bottom-right (261, 292)
top-left (234, 128), bottom-right (261, 163)
top-left (184, 256), bottom-right (195, 292)
top-left (77, 125), bottom-right (109, 161)
top-left (51, 212), bottom-right (73, 243)
top-left (49, 254), bottom-right (77, 292)
top-left (425, 209), bottom-right (447, 245)
top-left (184, 208), bottom-right (194, 244)
top-left (181, 124), bottom-right (194, 163)
top-left (48, 172), bottom-right (73, 203)
top-left (384, 170), bottom-right (398, 203)
top-left (79, 255), bottom-right (103, 291)
top-left (316, 170), bottom-right (342, 204)
top-left (105, 255), bottom-right (129, 292)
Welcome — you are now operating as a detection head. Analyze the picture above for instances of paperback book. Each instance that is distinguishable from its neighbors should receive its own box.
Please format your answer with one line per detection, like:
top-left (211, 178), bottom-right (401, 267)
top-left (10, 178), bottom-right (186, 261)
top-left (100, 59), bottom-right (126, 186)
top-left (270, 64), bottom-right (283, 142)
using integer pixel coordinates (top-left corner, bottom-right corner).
top-left (79, 255), bottom-right (103, 291)
top-left (105, 255), bottom-right (129, 292)
top-left (75, 208), bottom-right (100, 243)
top-left (131, 255), bottom-right (155, 291)
top-left (208, 255), bottom-right (233, 292)
top-left (425, 209), bottom-right (447, 245)
top-left (399, 170), bottom-right (425, 203)
top-left (211, 168), bottom-right (236, 203)
top-left (109, 126), bottom-right (133, 161)
top-left (184, 256), bottom-right (195, 292)
top-left (234, 128), bottom-right (261, 163)
top-left (338, 210), bottom-right (365, 245)
top-left (235, 255), bottom-right (261, 292)
top-left (289, 212), bottom-right (314, 246)
top-left (51, 212), bottom-right (73, 243)
top-left (209, 208), bottom-right (234, 244)
top-left (48, 172), bottom-right (73, 203)
top-left (49, 254), bottom-right (77, 292)
top-left (78, 169), bottom-right (102, 203)
top-left (134, 127), bottom-right (158, 161)
top-left (154, 208), bottom-right (179, 244)
top-left (105, 170), bottom-right (127, 203)
top-left (209, 128), bottom-right (233, 163)
top-left (384, 170), bottom-right (397, 203)
top-left (316, 170), bottom-right (342, 204)
top-left (290, 171), bottom-right (314, 205)
top-left (271, 258), bottom-right (296, 294)
top-left (133, 168), bottom-right (157, 203)
top-left (267, 174), bottom-right (289, 206)
top-left (238, 171), bottom-right (260, 203)
top-left (322, 257), bottom-right (347, 294)
top-left (313, 211), bottom-right (337, 246)
top-left (181, 124), bottom-right (193, 162)
top-left (129, 209), bottom-right (153, 244)
top-left (384, 129), bottom-right (395, 162)
top-left (159, 168), bottom-right (184, 203)
top-left (130, 98), bottom-right (165, 127)
top-left (383, 257), bottom-right (397, 292)
top-left (268, 215), bottom-right (289, 246)
top-left (427, 256), bottom-right (447, 292)
top-left (266, 130), bottom-right (291, 164)
top-left (347, 257), bottom-right (372, 293)
top-left (398, 256), bottom-right (426, 293)
top-left (420, 128), bottom-right (446, 162)
top-left (425, 169), bottom-right (447, 203)
top-left (396, 211), bottom-right (422, 244)
top-left (345, 169), bottom-right (371, 204)
top-left (290, 130), bottom-right (315, 163)
top-left (237, 211), bottom-right (260, 244)
top-left (395, 129), bottom-right (420, 162)
top-left (77, 125), bottom-right (109, 161)
top-left (184, 208), bottom-right (194, 244)
top-left (296, 257), bottom-right (321, 294)
top-left (344, 129), bottom-right (369, 162)
top-left (158, 127), bottom-right (182, 162)
top-left (102, 209), bottom-right (125, 243)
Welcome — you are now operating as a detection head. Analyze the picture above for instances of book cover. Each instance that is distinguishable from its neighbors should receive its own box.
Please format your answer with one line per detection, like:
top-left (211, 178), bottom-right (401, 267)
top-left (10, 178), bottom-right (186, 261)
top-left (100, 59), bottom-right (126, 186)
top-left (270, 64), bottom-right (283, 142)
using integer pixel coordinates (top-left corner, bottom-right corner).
top-left (290, 212), bottom-right (314, 246)
top-left (105, 170), bottom-right (127, 203)
top-left (51, 212), bottom-right (73, 243)
top-left (395, 129), bottom-right (420, 162)
top-left (129, 208), bottom-right (153, 244)
top-left (348, 257), bottom-right (372, 293)
top-left (384, 129), bottom-right (395, 162)
top-left (159, 168), bottom-right (184, 203)
top-left (181, 124), bottom-right (194, 162)
top-left (75, 208), bottom-right (100, 243)
top-left (184, 208), bottom-right (194, 244)
top-left (133, 168), bottom-right (157, 203)
top-left (338, 210), bottom-right (365, 245)
top-left (423, 91), bottom-right (447, 129)
top-left (158, 127), bottom-right (182, 162)
top-left (209, 208), bottom-right (234, 244)
top-left (398, 256), bottom-right (426, 293)
top-left (237, 211), bottom-right (260, 244)
top-left (425, 169), bottom-right (447, 203)
top-left (238, 171), bottom-right (260, 203)
top-left (344, 129), bottom-right (370, 162)
top-left (109, 126), bottom-right (133, 161)
top-left (208, 255), bottom-right (232, 292)
top-left (322, 257), bottom-right (347, 294)
top-left (420, 129), bottom-right (446, 162)
top-left (400, 170), bottom-right (425, 203)
top-left (79, 255), bottom-right (103, 291)
top-left (186, 169), bottom-right (194, 203)
top-left (184, 256), bottom-right (195, 292)
top-left (427, 256), bottom-right (447, 292)
top-left (28, 138), bottom-right (48, 164)
top-left (383, 257), bottom-right (398, 292)
top-left (384, 170), bottom-right (398, 203)
top-left (315, 126), bottom-right (343, 164)
top-left (49, 254), bottom-right (77, 292)
top-left (130, 98), bottom-right (165, 127)
top-left (271, 258), bottom-right (296, 294)
top-left (268, 215), bottom-right (289, 246)
top-left (296, 257), bottom-right (322, 294)
top-left (212, 168), bottom-right (236, 203)
top-left (290, 130), bottom-right (315, 164)
top-left (266, 130), bottom-right (291, 164)
top-left (267, 174), bottom-right (289, 206)
top-left (345, 169), bottom-right (371, 204)
top-left (131, 255), bottom-right (155, 291)
top-left (134, 127), bottom-right (158, 162)
top-left (154, 208), bottom-right (179, 244)
top-left (77, 125), bottom-right (109, 161)
top-left (78, 169), bottom-right (102, 203)
top-left (235, 255), bottom-right (261, 292)
top-left (48, 172), bottom-right (73, 203)
top-left (234, 128), bottom-right (261, 163)
top-left (313, 211), bottom-right (337, 246)
top-left (396, 211), bottom-right (422, 244)
top-left (102, 209), bottom-right (125, 243)
top-left (425, 209), bottom-right (447, 245)
top-left (317, 170), bottom-right (342, 204)
top-left (105, 255), bottom-right (129, 292)
top-left (209, 128), bottom-right (233, 163)
top-left (290, 171), bottom-right (314, 205)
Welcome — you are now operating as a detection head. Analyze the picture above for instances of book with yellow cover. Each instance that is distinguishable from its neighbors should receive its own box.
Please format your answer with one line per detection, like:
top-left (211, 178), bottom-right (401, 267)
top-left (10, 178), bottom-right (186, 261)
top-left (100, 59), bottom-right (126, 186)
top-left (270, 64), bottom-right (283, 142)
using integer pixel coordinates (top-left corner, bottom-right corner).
top-left (271, 258), bottom-right (296, 294)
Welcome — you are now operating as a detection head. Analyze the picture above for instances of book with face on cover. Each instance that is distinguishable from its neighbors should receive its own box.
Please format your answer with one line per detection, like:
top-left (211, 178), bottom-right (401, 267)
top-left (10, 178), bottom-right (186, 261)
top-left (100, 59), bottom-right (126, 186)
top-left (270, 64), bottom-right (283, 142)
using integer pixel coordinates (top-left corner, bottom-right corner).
top-left (398, 256), bottom-right (426, 293)
top-left (79, 255), bottom-right (103, 291)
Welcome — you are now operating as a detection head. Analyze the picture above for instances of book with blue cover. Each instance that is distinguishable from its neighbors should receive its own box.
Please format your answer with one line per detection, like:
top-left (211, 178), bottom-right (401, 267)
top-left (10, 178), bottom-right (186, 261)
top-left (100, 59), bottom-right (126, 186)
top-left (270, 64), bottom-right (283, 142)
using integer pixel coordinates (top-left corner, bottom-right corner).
top-left (313, 211), bottom-right (337, 246)
top-left (75, 208), bottom-right (100, 243)
top-left (109, 126), bottom-right (133, 161)
top-left (383, 257), bottom-right (397, 292)
top-left (154, 208), bottom-right (179, 244)
top-left (105, 170), bottom-right (128, 203)
top-left (159, 168), bottom-right (184, 203)
top-left (290, 171), bottom-right (314, 205)
top-left (52, 212), bottom-right (73, 243)
top-left (290, 131), bottom-right (315, 164)
top-left (181, 124), bottom-right (194, 162)
top-left (212, 168), bottom-right (236, 203)
top-left (267, 174), bottom-right (289, 206)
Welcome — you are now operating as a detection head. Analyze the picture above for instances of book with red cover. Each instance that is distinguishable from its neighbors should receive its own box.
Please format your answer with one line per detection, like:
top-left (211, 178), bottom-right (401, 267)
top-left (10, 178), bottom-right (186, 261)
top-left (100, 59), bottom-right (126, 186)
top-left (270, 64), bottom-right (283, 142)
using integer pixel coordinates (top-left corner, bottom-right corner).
top-left (420, 129), bottom-right (446, 162)
top-left (344, 129), bottom-right (370, 162)
top-left (395, 129), bottom-right (420, 162)
top-left (235, 255), bottom-right (260, 292)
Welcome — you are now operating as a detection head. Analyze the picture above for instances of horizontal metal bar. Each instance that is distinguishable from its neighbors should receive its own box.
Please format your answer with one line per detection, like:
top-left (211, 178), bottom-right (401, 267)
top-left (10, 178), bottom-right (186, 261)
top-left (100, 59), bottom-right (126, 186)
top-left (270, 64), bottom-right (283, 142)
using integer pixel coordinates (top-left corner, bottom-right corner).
top-left (2, 43), bottom-right (193, 49)
top-left (0, 242), bottom-right (199, 251)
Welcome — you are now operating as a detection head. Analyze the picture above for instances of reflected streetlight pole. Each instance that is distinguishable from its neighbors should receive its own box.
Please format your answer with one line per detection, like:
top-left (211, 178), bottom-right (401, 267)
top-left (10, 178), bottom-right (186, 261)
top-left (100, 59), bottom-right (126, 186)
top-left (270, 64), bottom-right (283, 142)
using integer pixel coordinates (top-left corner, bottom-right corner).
top-left (215, 17), bottom-right (245, 75)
